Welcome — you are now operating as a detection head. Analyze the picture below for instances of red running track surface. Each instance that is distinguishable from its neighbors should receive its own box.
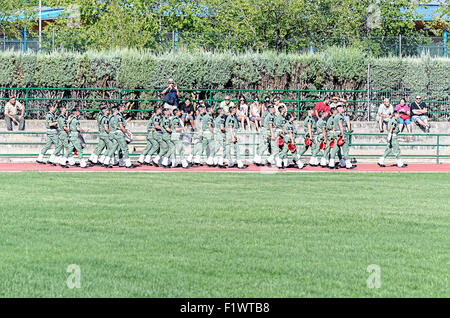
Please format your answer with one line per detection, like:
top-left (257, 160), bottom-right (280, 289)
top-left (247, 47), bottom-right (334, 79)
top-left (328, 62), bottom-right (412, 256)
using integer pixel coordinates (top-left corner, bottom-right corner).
top-left (0, 163), bottom-right (449, 172)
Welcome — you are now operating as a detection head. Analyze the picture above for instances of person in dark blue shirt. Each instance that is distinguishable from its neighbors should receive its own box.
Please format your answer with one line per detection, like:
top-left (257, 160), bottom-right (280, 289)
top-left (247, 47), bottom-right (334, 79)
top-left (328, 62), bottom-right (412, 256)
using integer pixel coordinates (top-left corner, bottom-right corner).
top-left (162, 78), bottom-right (180, 115)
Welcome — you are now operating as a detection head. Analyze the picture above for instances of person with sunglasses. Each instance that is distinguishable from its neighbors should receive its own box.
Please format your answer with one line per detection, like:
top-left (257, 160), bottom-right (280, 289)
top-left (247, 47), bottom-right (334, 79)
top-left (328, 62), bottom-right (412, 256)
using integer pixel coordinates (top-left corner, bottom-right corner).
top-left (410, 95), bottom-right (430, 132)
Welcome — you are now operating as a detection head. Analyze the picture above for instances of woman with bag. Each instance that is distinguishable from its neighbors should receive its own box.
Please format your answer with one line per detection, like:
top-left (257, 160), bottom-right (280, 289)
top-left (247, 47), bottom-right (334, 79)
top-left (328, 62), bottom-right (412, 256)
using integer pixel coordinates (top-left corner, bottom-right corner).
top-left (395, 98), bottom-right (411, 133)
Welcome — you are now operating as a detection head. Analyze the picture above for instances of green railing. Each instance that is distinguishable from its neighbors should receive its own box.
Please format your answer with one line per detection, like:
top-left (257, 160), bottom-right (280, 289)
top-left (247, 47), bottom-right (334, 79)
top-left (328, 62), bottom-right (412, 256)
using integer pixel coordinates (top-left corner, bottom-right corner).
top-left (0, 87), bottom-right (449, 121)
top-left (1, 131), bottom-right (449, 164)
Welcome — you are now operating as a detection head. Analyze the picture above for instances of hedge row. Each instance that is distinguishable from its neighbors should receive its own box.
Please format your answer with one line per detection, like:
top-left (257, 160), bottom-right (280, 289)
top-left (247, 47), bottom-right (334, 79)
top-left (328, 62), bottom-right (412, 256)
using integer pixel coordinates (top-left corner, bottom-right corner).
top-left (0, 48), bottom-right (448, 119)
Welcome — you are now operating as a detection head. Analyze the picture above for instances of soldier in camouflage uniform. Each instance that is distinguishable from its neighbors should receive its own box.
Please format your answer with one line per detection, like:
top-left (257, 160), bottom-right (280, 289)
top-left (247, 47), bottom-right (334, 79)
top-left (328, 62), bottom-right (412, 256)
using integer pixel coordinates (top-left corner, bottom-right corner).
top-left (329, 103), bottom-right (354, 169)
top-left (321, 106), bottom-right (337, 167)
top-left (202, 106), bottom-right (216, 166)
top-left (65, 108), bottom-right (89, 168)
top-left (316, 110), bottom-right (329, 167)
top-left (104, 104), bottom-right (135, 168)
top-left (170, 108), bottom-right (188, 168)
top-left (225, 106), bottom-right (247, 169)
top-left (280, 113), bottom-right (305, 169)
top-left (138, 108), bottom-right (157, 166)
top-left (151, 106), bottom-right (164, 166)
top-left (213, 108), bottom-right (227, 169)
top-left (53, 105), bottom-right (71, 167)
top-left (252, 103), bottom-right (271, 166)
top-left (378, 110), bottom-right (407, 168)
top-left (188, 105), bottom-right (206, 166)
top-left (273, 106), bottom-right (287, 168)
top-left (37, 105), bottom-right (59, 165)
top-left (160, 108), bottom-right (175, 168)
top-left (298, 106), bottom-right (319, 166)
top-left (88, 105), bottom-right (110, 165)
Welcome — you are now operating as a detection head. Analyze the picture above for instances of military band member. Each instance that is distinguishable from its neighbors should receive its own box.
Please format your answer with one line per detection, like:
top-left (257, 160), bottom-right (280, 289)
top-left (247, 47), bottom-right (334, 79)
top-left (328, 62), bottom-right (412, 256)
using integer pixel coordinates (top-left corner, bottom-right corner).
top-left (160, 108), bottom-right (175, 168)
top-left (37, 104), bottom-right (59, 165)
top-left (53, 105), bottom-right (71, 167)
top-left (264, 105), bottom-right (277, 166)
top-left (378, 110), bottom-right (407, 168)
top-left (298, 106), bottom-right (319, 166)
top-left (213, 107), bottom-right (227, 168)
top-left (329, 103), bottom-right (354, 169)
top-left (170, 108), bottom-right (188, 168)
top-left (225, 106), bottom-right (247, 169)
top-left (252, 103), bottom-right (272, 166)
top-left (88, 105), bottom-right (110, 165)
top-left (202, 106), bottom-right (215, 166)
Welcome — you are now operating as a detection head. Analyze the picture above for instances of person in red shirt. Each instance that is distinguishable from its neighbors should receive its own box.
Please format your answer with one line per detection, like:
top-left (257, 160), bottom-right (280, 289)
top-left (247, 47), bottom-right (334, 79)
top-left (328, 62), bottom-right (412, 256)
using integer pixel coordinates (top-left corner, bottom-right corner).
top-left (314, 97), bottom-right (331, 120)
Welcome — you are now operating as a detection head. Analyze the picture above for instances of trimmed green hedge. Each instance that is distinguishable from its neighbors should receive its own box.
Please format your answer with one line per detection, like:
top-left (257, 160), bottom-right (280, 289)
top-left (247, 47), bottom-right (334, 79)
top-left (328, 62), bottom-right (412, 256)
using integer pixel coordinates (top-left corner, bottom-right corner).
top-left (0, 48), bottom-right (448, 119)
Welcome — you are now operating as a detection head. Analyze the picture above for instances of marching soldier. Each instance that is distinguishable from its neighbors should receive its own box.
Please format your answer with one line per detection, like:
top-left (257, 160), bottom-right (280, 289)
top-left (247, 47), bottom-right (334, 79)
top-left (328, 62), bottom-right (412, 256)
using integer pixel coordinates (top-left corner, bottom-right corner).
top-left (378, 110), bottom-right (407, 168)
top-left (160, 108), bottom-right (175, 168)
top-left (170, 108), bottom-right (188, 168)
top-left (213, 107), bottom-right (227, 169)
top-left (150, 106), bottom-right (164, 166)
top-left (225, 106), bottom-right (247, 169)
top-left (66, 108), bottom-right (89, 168)
top-left (138, 108), bottom-right (158, 166)
top-left (321, 106), bottom-right (337, 167)
top-left (316, 110), bottom-right (329, 167)
top-left (328, 103), bottom-right (355, 169)
top-left (202, 106), bottom-right (215, 166)
top-left (252, 103), bottom-right (272, 166)
top-left (273, 105), bottom-right (287, 168)
top-left (104, 104), bottom-right (136, 168)
top-left (37, 104), bottom-right (59, 165)
top-left (88, 105), bottom-right (110, 165)
top-left (189, 105), bottom-right (206, 166)
top-left (298, 106), bottom-right (319, 166)
top-left (53, 105), bottom-right (71, 167)
top-left (281, 113), bottom-right (304, 169)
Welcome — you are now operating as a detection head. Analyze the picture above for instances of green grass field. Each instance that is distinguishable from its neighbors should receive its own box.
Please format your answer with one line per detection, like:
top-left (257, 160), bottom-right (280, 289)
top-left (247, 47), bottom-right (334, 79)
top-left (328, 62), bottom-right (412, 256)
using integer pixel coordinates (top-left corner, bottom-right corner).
top-left (0, 172), bottom-right (448, 297)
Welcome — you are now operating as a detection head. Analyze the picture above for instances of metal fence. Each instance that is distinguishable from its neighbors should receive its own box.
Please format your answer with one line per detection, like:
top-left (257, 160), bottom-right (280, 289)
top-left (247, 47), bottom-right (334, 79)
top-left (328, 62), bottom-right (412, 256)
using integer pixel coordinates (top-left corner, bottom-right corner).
top-left (0, 87), bottom-right (449, 122)
top-left (1, 34), bottom-right (448, 57)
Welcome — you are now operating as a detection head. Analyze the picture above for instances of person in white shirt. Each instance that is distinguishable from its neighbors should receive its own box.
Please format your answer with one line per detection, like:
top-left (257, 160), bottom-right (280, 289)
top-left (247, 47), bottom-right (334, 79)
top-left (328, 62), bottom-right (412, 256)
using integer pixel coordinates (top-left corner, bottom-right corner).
top-left (377, 98), bottom-right (394, 133)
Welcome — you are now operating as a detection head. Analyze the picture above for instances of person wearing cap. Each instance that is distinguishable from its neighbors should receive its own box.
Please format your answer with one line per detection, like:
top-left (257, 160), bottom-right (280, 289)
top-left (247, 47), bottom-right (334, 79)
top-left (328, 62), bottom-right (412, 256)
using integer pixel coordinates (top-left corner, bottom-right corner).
top-left (254, 104), bottom-right (276, 166)
top-left (138, 108), bottom-right (158, 166)
top-left (225, 106), bottom-right (247, 169)
top-left (158, 108), bottom-right (174, 168)
top-left (103, 104), bottom-right (135, 168)
top-left (202, 106), bottom-right (216, 167)
top-left (188, 105), bottom-right (206, 166)
top-left (89, 105), bottom-right (111, 165)
top-left (150, 106), bottom-right (164, 166)
top-left (316, 110), bottom-right (329, 167)
top-left (329, 103), bottom-right (354, 169)
top-left (213, 107), bottom-right (227, 168)
top-left (53, 105), bottom-right (71, 167)
top-left (378, 110), bottom-right (407, 168)
top-left (36, 104), bottom-right (59, 165)
top-left (170, 108), bottom-right (188, 168)
top-left (65, 108), bottom-right (89, 168)
top-left (162, 78), bottom-right (180, 115)
top-left (298, 106), bottom-right (319, 166)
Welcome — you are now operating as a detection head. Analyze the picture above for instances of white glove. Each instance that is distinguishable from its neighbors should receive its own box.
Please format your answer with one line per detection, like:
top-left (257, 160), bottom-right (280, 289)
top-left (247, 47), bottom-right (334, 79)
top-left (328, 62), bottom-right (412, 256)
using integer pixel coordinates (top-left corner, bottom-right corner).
top-left (387, 133), bottom-right (392, 142)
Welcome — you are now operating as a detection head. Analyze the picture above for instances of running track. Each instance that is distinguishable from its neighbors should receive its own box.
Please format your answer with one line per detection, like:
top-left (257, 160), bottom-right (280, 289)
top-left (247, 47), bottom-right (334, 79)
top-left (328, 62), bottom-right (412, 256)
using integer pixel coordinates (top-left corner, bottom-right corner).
top-left (0, 163), bottom-right (449, 172)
